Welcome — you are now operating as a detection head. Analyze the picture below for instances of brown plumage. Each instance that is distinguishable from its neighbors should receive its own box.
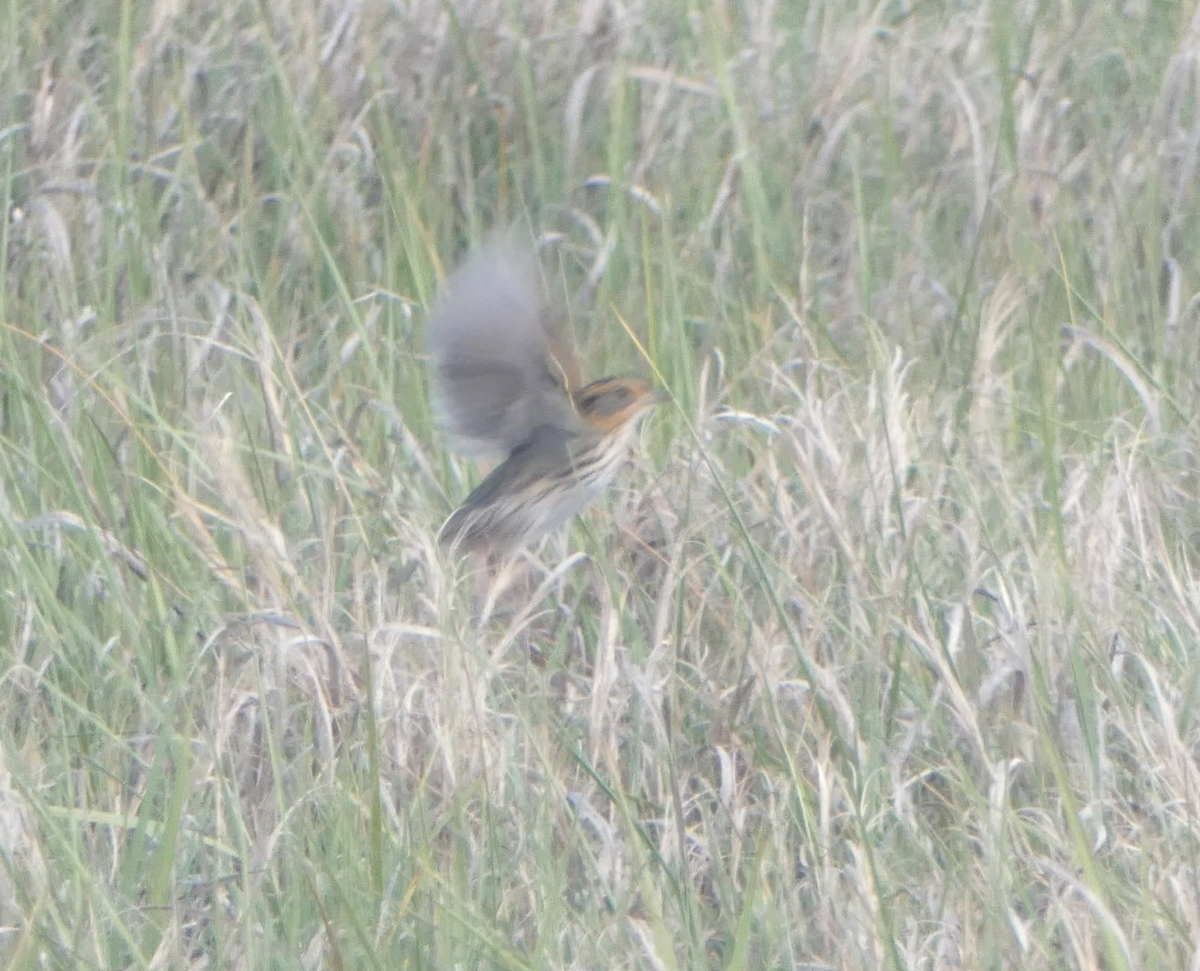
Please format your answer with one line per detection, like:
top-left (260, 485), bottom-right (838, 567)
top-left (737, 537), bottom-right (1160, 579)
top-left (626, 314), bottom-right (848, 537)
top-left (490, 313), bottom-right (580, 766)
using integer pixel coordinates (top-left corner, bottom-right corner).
top-left (427, 234), bottom-right (665, 554)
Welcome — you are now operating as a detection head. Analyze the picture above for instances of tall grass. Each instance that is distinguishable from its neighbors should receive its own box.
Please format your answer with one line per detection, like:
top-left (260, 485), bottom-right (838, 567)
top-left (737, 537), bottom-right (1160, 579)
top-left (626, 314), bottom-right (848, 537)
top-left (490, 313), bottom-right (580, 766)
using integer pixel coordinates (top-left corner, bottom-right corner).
top-left (2, 1), bottom-right (1200, 968)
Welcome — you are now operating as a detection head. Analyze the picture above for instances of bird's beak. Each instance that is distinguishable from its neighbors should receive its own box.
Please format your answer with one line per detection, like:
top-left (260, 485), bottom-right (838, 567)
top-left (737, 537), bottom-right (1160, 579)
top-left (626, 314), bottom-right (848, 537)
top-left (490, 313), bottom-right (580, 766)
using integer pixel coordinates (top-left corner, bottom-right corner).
top-left (651, 389), bottom-right (671, 406)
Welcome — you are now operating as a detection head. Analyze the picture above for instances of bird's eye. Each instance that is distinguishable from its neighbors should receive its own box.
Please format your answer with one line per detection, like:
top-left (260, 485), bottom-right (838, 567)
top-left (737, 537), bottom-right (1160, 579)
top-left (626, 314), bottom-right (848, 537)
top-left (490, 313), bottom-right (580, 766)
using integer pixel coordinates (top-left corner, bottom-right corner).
top-left (612, 385), bottom-right (631, 403)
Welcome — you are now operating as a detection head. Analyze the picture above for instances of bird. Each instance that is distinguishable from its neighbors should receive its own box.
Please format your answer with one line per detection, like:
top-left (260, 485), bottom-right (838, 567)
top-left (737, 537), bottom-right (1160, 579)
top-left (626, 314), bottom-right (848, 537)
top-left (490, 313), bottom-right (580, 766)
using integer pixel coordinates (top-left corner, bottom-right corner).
top-left (427, 232), bottom-right (666, 556)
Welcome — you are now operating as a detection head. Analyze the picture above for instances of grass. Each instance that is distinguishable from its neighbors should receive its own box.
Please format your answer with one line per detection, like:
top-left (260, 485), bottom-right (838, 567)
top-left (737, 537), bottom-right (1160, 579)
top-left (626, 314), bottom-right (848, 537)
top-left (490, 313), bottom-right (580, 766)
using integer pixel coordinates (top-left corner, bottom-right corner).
top-left (3, 0), bottom-right (1200, 968)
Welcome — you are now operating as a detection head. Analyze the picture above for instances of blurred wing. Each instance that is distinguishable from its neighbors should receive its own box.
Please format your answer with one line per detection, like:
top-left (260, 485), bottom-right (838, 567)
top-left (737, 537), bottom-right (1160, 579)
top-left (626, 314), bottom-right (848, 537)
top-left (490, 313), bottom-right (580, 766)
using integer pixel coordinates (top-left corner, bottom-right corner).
top-left (428, 233), bottom-right (581, 456)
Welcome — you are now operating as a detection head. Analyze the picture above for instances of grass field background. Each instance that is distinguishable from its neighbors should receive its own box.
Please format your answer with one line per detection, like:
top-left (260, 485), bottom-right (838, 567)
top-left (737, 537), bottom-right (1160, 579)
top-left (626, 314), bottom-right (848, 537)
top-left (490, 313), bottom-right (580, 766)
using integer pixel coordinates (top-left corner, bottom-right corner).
top-left (3, 0), bottom-right (1200, 968)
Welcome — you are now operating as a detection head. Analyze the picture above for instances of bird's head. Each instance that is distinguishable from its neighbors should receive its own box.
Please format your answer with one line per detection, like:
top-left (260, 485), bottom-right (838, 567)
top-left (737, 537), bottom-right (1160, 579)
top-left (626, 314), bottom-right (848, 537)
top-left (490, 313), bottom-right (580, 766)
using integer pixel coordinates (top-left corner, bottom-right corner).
top-left (573, 377), bottom-right (668, 433)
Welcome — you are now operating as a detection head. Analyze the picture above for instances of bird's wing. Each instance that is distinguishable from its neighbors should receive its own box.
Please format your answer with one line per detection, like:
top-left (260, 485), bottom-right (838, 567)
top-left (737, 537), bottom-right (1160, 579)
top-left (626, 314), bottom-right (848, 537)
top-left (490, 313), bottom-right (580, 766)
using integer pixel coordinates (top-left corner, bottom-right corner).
top-left (428, 232), bottom-right (582, 457)
top-left (436, 423), bottom-right (579, 550)
top-left (455, 423), bottom-right (577, 508)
